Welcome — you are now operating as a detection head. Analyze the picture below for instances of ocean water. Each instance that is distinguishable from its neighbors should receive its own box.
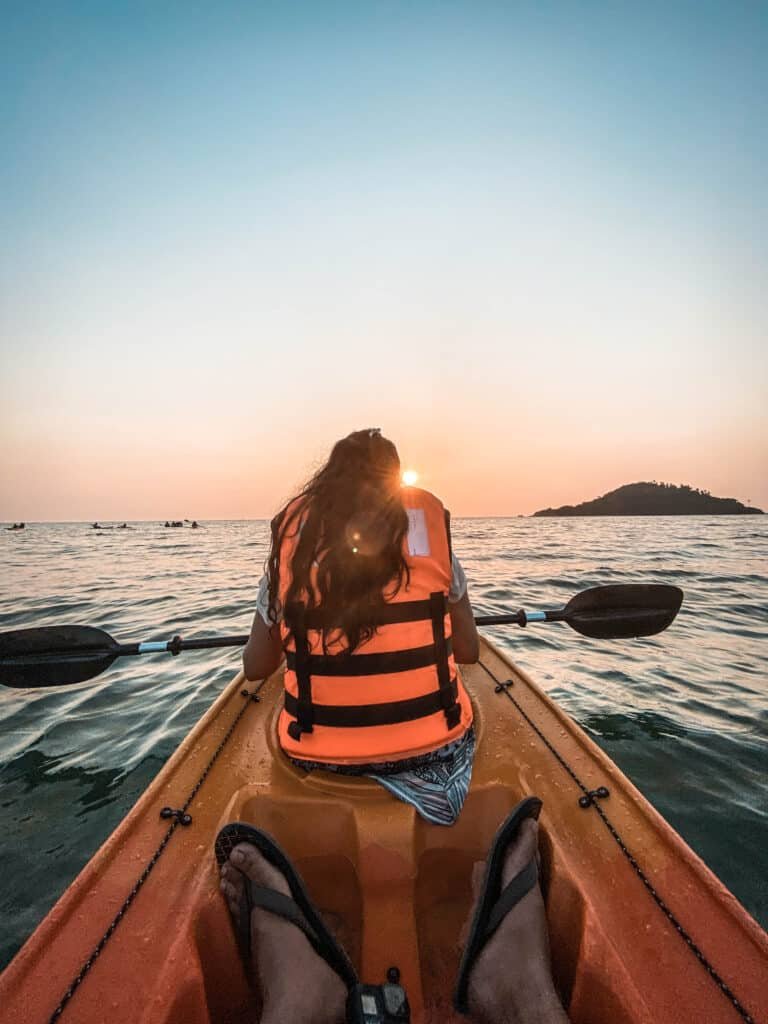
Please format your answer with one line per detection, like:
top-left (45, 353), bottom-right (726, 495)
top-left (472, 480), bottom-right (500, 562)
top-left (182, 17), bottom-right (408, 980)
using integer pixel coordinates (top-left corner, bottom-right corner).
top-left (0, 517), bottom-right (766, 968)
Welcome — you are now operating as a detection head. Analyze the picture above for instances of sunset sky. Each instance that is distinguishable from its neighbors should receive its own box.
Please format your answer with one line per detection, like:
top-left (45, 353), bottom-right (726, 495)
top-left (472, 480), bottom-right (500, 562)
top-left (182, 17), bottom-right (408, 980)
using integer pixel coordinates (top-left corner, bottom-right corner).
top-left (1, 2), bottom-right (766, 520)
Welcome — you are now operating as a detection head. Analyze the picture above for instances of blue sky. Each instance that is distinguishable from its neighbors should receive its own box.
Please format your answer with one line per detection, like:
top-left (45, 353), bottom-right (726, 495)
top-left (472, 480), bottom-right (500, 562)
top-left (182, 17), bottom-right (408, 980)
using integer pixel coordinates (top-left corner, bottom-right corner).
top-left (1, 2), bottom-right (766, 518)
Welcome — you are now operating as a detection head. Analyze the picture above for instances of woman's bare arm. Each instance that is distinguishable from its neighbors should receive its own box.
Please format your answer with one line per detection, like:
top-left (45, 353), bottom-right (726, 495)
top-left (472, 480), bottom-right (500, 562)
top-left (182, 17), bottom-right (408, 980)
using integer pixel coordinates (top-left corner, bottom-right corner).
top-left (243, 610), bottom-right (283, 680)
top-left (449, 590), bottom-right (480, 664)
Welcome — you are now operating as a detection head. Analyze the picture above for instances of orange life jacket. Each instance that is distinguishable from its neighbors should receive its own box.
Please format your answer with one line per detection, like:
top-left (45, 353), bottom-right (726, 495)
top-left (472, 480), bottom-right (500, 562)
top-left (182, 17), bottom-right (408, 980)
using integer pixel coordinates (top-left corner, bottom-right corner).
top-left (277, 487), bottom-right (474, 765)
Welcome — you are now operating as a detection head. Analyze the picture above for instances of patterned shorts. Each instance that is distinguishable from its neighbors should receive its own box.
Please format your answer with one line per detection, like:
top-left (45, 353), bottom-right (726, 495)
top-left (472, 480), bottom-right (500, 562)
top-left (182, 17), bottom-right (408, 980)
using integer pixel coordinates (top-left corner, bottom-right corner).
top-left (289, 727), bottom-right (477, 826)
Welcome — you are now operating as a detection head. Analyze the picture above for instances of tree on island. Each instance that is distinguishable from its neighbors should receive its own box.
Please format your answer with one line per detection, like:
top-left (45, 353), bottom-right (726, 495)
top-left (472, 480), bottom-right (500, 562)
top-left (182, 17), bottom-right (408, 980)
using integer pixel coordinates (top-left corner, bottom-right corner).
top-left (533, 482), bottom-right (763, 517)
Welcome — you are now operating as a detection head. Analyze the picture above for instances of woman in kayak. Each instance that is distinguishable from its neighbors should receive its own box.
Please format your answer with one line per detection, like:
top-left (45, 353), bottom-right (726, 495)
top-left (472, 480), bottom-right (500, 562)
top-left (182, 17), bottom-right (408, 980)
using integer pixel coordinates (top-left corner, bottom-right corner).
top-left (232, 432), bottom-right (569, 1021)
top-left (243, 428), bottom-right (480, 826)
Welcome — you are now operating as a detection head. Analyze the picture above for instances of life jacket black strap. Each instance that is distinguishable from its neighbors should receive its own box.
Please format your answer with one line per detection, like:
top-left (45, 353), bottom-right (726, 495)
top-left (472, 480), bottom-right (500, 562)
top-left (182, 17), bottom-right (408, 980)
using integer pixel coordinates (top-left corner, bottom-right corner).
top-left (300, 598), bottom-right (436, 631)
top-left (284, 678), bottom-right (459, 728)
top-left (429, 590), bottom-right (461, 729)
top-left (287, 604), bottom-right (314, 740)
top-left (285, 640), bottom-right (452, 677)
top-left (444, 509), bottom-right (453, 564)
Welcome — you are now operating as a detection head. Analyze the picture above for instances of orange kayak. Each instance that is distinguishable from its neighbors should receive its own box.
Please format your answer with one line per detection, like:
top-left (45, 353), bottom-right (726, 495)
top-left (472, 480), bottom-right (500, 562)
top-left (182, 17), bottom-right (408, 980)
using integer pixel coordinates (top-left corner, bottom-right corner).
top-left (0, 636), bottom-right (765, 1024)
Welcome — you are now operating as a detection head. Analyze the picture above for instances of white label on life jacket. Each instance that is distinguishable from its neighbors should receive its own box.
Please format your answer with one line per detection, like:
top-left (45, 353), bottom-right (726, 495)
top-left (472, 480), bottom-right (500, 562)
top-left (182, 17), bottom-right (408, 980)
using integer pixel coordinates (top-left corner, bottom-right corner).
top-left (407, 508), bottom-right (431, 556)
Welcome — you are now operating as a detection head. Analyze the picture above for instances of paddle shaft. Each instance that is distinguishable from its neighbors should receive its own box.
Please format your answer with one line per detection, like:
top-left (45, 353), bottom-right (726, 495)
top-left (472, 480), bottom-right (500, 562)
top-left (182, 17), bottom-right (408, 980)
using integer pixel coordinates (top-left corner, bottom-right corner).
top-left (474, 610), bottom-right (559, 626)
top-left (33, 615), bottom-right (554, 660)
top-left (92, 635), bottom-right (250, 658)
top-left (0, 585), bottom-right (683, 688)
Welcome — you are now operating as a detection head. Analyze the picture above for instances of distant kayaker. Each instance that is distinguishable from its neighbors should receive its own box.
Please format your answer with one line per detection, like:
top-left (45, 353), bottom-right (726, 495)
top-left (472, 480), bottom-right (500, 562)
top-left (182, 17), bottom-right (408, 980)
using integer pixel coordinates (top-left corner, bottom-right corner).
top-left (191, 520), bottom-right (200, 528)
top-left (243, 428), bottom-right (480, 826)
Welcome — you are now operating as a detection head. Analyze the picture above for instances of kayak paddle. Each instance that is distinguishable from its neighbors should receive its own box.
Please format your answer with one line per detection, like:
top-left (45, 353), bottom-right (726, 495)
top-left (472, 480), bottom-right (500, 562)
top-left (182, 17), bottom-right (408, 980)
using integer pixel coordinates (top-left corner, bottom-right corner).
top-left (475, 583), bottom-right (683, 639)
top-left (0, 626), bottom-right (250, 689)
top-left (0, 583), bottom-right (682, 689)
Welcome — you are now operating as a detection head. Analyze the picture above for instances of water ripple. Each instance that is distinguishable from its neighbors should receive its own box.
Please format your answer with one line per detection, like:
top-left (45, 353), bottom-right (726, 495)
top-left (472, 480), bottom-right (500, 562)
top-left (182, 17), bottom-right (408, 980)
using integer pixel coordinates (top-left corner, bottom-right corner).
top-left (0, 516), bottom-right (766, 965)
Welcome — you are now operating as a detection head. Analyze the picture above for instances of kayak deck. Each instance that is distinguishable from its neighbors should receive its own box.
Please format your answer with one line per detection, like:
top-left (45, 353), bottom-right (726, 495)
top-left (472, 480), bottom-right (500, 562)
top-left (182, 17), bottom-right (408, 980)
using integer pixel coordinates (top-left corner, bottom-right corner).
top-left (0, 637), bottom-right (765, 1024)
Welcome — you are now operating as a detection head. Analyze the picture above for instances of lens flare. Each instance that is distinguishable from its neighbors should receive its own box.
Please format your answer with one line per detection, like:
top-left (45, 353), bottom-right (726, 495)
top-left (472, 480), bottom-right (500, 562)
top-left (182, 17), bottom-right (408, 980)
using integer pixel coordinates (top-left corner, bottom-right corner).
top-left (402, 469), bottom-right (419, 486)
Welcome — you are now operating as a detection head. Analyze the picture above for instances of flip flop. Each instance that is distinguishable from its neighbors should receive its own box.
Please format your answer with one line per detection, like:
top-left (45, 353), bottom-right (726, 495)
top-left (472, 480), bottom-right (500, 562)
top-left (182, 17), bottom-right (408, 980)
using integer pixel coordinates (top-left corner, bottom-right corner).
top-left (215, 821), bottom-right (359, 992)
top-left (453, 795), bottom-right (544, 1014)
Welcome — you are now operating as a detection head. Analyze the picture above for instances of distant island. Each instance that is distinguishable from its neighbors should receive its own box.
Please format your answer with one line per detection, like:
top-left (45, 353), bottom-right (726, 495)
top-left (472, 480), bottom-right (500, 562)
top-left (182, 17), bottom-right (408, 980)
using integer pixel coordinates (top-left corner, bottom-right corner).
top-left (533, 482), bottom-right (764, 517)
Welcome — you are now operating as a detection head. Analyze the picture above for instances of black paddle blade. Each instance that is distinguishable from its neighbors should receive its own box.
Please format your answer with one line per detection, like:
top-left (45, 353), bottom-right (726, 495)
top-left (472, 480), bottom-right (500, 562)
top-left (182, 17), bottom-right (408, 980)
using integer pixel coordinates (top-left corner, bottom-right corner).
top-left (563, 584), bottom-right (683, 639)
top-left (0, 625), bottom-right (119, 688)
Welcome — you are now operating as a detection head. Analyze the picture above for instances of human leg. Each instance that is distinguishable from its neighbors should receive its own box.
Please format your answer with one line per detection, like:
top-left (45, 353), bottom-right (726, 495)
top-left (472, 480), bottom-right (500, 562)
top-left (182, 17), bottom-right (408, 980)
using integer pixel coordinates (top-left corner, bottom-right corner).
top-left (456, 800), bottom-right (570, 1024)
top-left (217, 830), bottom-right (352, 1024)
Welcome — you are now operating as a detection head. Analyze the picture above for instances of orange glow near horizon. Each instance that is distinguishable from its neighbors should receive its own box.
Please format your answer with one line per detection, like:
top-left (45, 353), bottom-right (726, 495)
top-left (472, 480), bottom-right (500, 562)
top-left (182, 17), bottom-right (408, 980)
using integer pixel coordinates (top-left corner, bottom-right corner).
top-left (1, 415), bottom-right (765, 521)
top-left (1, 7), bottom-right (767, 521)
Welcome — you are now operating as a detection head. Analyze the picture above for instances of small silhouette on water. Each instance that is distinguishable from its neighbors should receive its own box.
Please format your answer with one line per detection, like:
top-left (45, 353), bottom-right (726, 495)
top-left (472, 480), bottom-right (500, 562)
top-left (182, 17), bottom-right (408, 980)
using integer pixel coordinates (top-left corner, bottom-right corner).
top-left (6, 522), bottom-right (25, 531)
top-left (164, 521), bottom-right (184, 528)
top-left (191, 520), bottom-right (200, 529)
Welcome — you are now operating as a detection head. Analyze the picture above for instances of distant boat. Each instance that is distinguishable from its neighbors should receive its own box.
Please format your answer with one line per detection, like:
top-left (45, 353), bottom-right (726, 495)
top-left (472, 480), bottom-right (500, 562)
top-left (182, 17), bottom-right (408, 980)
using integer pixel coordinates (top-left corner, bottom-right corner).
top-left (6, 522), bottom-right (25, 531)
top-left (165, 521), bottom-right (184, 528)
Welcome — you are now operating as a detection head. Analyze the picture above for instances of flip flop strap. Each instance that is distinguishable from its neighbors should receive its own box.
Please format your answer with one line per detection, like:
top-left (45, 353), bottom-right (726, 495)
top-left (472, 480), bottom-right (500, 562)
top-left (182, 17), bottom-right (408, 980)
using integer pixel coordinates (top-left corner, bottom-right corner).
top-left (485, 858), bottom-right (538, 938)
top-left (245, 881), bottom-right (320, 947)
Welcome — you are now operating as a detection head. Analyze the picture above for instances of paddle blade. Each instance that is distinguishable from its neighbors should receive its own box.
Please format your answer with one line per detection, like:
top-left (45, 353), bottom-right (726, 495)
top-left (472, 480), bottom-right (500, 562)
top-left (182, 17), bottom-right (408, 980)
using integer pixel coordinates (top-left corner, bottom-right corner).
top-left (0, 625), bottom-right (119, 688)
top-left (563, 584), bottom-right (683, 639)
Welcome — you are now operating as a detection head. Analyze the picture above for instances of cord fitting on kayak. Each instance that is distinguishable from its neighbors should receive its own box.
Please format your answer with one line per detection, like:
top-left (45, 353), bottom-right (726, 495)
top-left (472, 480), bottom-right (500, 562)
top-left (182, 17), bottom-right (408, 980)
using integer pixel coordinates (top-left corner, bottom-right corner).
top-left (160, 807), bottom-right (192, 826)
top-left (240, 689), bottom-right (261, 701)
top-left (494, 680), bottom-right (514, 693)
top-left (578, 786), bottom-right (610, 809)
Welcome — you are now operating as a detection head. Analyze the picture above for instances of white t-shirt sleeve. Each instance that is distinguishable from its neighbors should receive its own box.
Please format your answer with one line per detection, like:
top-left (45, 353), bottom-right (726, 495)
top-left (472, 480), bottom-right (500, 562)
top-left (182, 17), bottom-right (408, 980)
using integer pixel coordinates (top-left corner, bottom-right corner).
top-left (255, 573), bottom-right (274, 625)
top-left (449, 553), bottom-right (468, 604)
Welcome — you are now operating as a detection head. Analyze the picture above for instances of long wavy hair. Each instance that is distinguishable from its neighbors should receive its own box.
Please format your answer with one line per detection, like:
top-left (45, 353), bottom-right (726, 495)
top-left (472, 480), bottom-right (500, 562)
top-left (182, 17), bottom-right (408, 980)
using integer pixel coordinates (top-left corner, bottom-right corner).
top-left (266, 429), bottom-right (411, 654)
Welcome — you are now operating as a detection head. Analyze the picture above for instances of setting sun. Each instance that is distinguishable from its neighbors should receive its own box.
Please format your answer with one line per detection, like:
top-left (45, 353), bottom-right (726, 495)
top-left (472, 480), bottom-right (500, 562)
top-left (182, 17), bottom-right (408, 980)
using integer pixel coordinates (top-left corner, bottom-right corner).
top-left (402, 470), bottom-right (419, 487)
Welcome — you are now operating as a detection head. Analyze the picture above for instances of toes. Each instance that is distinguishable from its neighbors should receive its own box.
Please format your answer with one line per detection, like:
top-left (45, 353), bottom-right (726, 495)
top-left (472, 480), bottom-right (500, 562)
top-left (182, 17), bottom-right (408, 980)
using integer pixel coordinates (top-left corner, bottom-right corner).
top-left (229, 842), bottom-right (265, 877)
top-left (220, 863), bottom-right (244, 900)
top-left (219, 878), bottom-right (241, 916)
top-left (229, 843), bottom-right (291, 896)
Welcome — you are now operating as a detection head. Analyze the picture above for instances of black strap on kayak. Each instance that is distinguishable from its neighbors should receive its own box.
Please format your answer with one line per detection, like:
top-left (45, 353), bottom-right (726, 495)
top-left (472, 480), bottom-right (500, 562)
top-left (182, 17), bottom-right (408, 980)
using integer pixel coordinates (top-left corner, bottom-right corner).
top-left (477, 659), bottom-right (757, 1024)
top-left (48, 680), bottom-right (266, 1024)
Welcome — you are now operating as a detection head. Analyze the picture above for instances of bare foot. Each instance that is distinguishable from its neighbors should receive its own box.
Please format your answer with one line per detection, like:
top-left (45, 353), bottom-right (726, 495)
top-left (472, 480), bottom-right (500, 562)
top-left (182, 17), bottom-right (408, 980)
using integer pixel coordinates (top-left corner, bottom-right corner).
top-left (220, 843), bottom-right (348, 1024)
top-left (465, 819), bottom-right (569, 1024)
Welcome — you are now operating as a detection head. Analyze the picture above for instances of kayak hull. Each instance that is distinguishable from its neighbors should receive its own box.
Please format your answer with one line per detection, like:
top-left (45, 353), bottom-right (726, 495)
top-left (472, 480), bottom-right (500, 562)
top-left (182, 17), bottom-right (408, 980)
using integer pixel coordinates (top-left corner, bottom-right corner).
top-left (0, 637), bottom-right (765, 1023)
